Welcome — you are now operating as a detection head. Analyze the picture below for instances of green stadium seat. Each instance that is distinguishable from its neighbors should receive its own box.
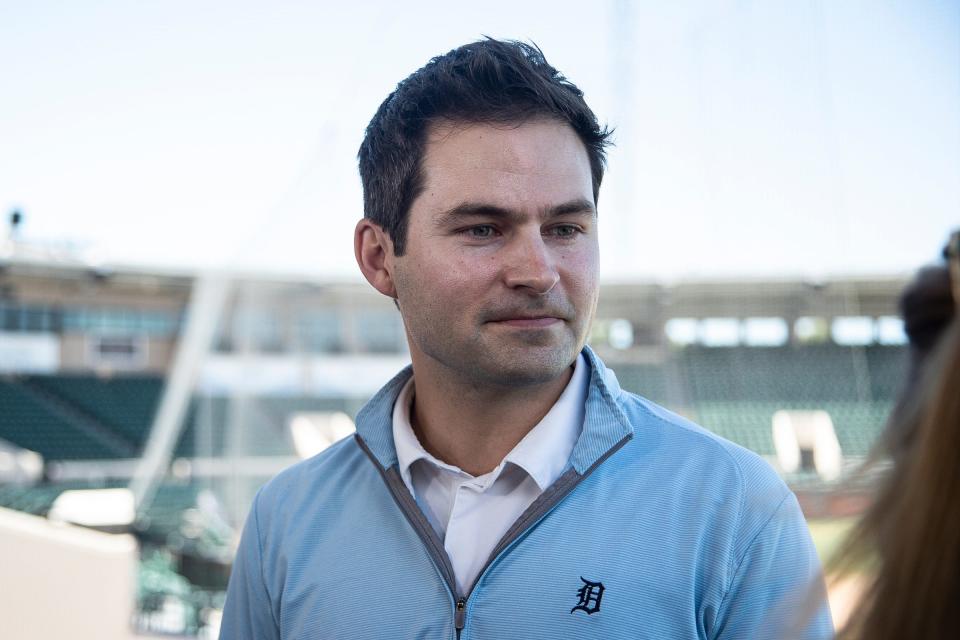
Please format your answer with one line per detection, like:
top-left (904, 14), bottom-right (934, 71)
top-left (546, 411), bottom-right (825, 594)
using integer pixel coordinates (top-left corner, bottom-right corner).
top-left (27, 375), bottom-right (164, 451)
top-left (0, 379), bottom-right (126, 460)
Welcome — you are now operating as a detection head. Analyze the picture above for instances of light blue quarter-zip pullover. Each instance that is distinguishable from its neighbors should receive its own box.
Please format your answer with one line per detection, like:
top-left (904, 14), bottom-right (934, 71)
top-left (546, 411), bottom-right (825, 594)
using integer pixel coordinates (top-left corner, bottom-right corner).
top-left (220, 347), bottom-right (832, 639)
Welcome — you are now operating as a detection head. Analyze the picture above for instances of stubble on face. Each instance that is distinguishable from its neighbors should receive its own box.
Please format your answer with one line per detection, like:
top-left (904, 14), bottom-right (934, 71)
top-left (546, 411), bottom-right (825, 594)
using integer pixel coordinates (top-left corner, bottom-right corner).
top-left (392, 119), bottom-right (600, 391)
top-left (399, 285), bottom-right (588, 390)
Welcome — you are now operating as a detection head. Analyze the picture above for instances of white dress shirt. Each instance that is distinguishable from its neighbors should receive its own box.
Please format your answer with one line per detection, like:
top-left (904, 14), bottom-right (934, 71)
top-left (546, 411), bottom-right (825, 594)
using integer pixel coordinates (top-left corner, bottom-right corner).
top-left (392, 354), bottom-right (587, 595)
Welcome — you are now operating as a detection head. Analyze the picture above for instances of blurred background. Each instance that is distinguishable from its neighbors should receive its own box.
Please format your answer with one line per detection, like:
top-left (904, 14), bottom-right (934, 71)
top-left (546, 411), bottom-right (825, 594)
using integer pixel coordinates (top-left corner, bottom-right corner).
top-left (0, 1), bottom-right (957, 637)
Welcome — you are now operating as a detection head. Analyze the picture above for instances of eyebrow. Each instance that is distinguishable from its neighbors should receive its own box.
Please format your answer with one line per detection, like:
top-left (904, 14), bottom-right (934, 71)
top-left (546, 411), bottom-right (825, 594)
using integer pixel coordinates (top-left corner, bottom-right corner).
top-left (435, 198), bottom-right (596, 226)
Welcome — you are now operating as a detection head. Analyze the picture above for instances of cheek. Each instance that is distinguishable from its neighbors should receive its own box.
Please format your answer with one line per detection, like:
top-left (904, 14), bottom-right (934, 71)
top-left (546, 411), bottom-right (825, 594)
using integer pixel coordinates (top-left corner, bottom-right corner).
top-left (430, 247), bottom-right (501, 285)
top-left (560, 245), bottom-right (600, 296)
top-left (401, 253), bottom-right (494, 306)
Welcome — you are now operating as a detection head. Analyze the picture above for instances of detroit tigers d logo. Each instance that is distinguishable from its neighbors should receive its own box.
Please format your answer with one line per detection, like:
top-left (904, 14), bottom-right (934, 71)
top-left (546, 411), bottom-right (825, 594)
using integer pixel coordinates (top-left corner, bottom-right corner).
top-left (570, 576), bottom-right (604, 615)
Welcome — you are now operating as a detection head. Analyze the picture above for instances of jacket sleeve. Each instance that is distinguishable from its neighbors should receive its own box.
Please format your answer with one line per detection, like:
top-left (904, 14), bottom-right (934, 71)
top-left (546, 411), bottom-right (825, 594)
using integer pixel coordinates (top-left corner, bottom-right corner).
top-left (713, 492), bottom-right (833, 640)
top-left (219, 489), bottom-right (281, 640)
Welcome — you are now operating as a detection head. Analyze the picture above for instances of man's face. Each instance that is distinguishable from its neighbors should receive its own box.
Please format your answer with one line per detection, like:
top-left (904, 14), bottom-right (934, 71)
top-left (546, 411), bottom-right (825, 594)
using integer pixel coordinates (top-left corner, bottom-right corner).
top-left (390, 118), bottom-right (600, 387)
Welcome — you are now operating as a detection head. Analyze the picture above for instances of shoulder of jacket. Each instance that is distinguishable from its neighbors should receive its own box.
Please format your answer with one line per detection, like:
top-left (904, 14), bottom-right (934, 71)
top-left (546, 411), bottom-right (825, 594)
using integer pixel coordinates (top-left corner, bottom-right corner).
top-left (614, 390), bottom-right (791, 503)
top-left (255, 434), bottom-right (365, 510)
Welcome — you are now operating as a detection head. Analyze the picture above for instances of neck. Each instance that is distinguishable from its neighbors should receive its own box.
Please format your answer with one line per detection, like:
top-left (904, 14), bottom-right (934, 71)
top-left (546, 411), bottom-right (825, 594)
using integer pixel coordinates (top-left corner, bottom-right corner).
top-left (409, 361), bottom-right (574, 476)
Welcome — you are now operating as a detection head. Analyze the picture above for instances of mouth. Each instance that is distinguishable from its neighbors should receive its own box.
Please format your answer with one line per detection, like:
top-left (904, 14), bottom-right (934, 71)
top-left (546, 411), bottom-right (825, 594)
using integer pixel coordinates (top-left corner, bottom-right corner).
top-left (488, 316), bottom-right (563, 328)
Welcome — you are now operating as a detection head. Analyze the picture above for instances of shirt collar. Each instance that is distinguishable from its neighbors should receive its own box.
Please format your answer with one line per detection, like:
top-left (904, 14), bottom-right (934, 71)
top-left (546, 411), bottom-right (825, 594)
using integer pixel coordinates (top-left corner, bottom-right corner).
top-left (392, 353), bottom-right (588, 493)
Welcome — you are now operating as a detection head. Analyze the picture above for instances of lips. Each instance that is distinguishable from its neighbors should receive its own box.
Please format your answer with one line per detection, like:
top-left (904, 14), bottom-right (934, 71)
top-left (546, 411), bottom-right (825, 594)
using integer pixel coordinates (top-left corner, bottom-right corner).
top-left (492, 316), bottom-right (562, 328)
top-left (485, 309), bottom-right (567, 328)
top-left (484, 305), bottom-right (571, 326)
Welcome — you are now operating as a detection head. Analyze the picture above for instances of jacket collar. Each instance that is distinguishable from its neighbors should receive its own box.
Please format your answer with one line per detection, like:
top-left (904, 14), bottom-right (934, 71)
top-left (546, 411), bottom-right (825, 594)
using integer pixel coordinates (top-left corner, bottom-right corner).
top-left (354, 345), bottom-right (634, 475)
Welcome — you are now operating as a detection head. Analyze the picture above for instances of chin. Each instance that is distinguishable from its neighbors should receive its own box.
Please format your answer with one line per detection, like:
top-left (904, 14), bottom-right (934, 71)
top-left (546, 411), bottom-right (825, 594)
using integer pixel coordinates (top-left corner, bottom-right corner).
top-left (479, 350), bottom-right (578, 387)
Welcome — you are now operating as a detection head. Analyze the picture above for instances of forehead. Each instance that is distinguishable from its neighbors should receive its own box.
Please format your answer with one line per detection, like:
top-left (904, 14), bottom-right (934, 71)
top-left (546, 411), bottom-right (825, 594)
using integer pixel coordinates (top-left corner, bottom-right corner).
top-left (416, 119), bottom-right (594, 214)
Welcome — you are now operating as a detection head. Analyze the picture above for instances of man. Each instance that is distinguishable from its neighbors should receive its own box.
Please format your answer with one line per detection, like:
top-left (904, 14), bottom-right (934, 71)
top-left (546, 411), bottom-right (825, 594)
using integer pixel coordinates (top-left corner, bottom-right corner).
top-left (220, 39), bottom-right (832, 639)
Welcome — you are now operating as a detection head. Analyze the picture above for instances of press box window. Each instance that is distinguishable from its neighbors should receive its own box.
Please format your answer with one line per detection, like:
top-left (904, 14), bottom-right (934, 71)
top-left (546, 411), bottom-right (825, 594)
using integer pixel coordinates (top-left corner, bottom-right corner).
top-left (665, 318), bottom-right (698, 346)
top-left (832, 316), bottom-right (874, 346)
top-left (742, 317), bottom-right (788, 347)
top-left (86, 335), bottom-right (147, 369)
top-left (876, 316), bottom-right (907, 345)
top-left (699, 318), bottom-right (739, 347)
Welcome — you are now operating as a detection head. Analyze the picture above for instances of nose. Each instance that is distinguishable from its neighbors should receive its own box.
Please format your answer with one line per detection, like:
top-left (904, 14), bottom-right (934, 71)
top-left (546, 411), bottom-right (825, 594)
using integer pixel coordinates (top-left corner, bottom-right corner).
top-left (502, 230), bottom-right (560, 294)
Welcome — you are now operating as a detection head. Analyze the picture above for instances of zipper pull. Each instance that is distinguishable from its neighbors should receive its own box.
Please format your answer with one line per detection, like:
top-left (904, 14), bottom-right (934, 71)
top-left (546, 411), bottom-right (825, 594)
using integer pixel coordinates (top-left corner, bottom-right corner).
top-left (455, 597), bottom-right (467, 630)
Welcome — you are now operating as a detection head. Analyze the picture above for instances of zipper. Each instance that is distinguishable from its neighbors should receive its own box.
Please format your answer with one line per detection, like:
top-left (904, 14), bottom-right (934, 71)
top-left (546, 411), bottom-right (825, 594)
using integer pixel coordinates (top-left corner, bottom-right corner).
top-left (455, 597), bottom-right (467, 636)
top-left (356, 432), bottom-right (632, 639)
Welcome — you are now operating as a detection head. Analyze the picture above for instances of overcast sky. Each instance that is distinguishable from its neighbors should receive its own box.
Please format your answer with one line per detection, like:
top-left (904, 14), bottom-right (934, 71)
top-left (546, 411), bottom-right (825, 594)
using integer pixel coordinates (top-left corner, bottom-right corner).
top-left (1, 0), bottom-right (957, 282)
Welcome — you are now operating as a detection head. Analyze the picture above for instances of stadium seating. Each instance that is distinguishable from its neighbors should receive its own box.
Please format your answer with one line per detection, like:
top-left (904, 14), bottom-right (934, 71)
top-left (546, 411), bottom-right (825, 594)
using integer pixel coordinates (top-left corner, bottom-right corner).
top-left (27, 375), bottom-right (163, 450)
top-left (0, 345), bottom-right (906, 464)
top-left (0, 379), bottom-right (128, 459)
top-left (865, 345), bottom-right (909, 400)
top-left (610, 363), bottom-right (669, 405)
top-left (611, 345), bottom-right (906, 458)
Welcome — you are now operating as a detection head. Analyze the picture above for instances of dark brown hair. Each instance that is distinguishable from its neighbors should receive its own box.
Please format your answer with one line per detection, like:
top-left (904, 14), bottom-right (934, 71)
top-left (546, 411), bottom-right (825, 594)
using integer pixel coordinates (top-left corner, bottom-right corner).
top-left (357, 38), bottom-right (613, 255)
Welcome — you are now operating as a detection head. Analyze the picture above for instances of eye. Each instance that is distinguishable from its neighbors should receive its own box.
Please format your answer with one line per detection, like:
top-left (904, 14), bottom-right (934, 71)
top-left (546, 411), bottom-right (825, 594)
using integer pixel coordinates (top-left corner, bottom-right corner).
top-left (465, 225), bottom-right (497, 239)
top-left (549, 224), bottom-right (581, 238)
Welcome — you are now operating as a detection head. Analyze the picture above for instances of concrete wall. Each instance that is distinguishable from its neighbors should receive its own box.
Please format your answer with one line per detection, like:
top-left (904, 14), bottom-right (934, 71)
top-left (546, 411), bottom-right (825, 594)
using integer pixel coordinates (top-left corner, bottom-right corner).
top-left (0, 507), bottom-right (138, 640)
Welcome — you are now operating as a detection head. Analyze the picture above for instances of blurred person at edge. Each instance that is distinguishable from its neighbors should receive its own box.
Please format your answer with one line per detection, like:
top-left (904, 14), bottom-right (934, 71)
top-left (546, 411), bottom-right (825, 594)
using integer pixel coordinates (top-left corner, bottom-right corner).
top-left (220, 39), bottom-right (831, 639)
top-left (830, 230), bottom-right (960, 639)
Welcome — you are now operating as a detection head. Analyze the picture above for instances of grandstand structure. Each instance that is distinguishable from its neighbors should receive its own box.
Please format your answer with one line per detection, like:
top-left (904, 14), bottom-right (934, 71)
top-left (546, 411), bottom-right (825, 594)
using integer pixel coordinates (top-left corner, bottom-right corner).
top-left (0, 252), bottom-right (908, 636)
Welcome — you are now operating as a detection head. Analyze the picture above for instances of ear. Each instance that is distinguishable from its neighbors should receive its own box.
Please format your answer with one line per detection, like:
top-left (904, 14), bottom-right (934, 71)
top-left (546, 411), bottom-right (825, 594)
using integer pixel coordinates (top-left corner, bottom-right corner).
top-left (354, 219), bottom-right (398, 298)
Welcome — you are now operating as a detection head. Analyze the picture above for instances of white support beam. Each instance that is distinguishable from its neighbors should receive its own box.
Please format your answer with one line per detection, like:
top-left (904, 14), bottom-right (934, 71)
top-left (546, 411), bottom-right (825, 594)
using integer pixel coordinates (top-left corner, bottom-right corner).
top-left (129, 274), bottom-right (232, 514)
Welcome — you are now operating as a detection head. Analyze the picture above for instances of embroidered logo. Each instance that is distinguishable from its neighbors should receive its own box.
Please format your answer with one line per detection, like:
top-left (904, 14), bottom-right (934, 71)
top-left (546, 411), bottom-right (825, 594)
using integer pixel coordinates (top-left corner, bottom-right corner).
top-left (570, 576), bottom-right (604, 615)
